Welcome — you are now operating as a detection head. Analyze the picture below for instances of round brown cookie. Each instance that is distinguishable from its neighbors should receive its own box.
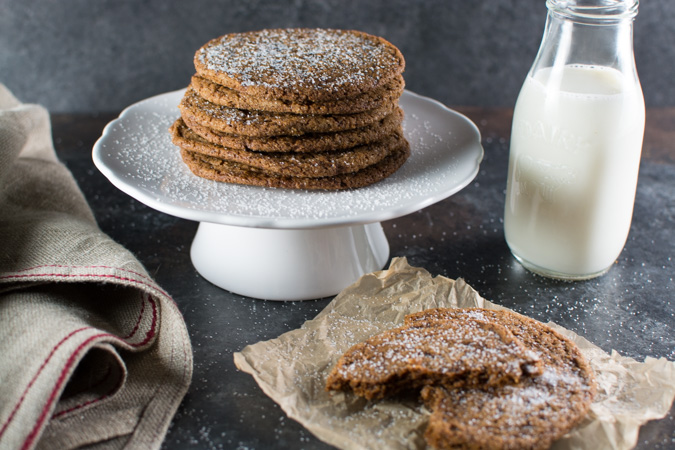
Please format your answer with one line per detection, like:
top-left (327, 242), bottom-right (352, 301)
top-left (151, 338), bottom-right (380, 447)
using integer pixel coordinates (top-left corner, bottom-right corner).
top-left (181, 108), bottom-right (404, 153)
top-left (179, 88), bottom-right (398, 138)
top-left (405, 308), bottom-right (595, 379)
top-left (194, 28), bottom-right (405, 103)
top-left (325, 318), bottom-right (542, 401)
top-left (407, 308), bottom-right (596, 450)
top-left (179, 139), bottom-right (410, 190)
top-left (190, 74), bottom-right (405, 115)
top-left (170, 118), bottom-right (402, 178)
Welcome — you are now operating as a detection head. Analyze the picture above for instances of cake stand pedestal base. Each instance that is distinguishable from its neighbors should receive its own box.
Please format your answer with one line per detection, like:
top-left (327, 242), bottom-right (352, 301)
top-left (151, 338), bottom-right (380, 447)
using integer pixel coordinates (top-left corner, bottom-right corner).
top-left (190, 222), bottom-right (389, 301)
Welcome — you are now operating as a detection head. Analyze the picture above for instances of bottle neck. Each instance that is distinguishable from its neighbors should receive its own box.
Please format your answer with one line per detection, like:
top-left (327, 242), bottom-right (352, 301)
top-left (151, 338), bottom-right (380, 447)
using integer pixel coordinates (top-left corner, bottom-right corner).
top-left (546, 0), bottom-right (639, 25)
top-left (531, 6), bottom-right (638, 78)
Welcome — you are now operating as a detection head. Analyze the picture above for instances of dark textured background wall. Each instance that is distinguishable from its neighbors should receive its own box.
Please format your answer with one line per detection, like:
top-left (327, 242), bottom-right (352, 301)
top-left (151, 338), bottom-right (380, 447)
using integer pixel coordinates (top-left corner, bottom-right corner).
top-left (1, 0), bottom-right (673, 113)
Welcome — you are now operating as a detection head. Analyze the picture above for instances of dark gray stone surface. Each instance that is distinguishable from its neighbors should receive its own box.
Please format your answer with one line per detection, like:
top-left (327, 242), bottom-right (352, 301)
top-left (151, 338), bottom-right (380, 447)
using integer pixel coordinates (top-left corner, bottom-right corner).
top-left (10, 0), bottom-right (673, 445)
top-left (2, 0), bottom-right (674, 113)
top-left (52, 109), bottom-right (675, 449)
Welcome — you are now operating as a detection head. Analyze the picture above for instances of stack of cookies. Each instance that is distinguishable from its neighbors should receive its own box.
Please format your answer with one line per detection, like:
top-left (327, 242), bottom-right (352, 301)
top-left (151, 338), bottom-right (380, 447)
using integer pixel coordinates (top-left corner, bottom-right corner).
top-left (170, 28), bottom-right (409, 190)
top-left (326, 308), bottom-right (597, 449)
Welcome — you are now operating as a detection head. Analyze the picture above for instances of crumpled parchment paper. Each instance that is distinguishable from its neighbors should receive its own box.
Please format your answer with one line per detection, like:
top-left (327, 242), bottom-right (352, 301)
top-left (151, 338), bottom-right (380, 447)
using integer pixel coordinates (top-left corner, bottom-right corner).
top-left (234, 257), bottom-right (675, 449)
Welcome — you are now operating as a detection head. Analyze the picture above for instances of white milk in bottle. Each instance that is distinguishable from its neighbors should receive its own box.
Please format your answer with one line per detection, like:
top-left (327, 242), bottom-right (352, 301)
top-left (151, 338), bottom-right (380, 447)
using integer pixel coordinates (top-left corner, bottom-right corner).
top-left (503, 0), bottom-right (645, 279)
top-left (504, 64), bottom-right (645, 278)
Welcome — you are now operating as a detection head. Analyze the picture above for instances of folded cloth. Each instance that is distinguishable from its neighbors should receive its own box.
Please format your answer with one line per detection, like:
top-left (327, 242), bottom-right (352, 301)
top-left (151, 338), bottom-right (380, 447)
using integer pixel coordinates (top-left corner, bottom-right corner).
top-left (0, 84), bottom-right (193, 449)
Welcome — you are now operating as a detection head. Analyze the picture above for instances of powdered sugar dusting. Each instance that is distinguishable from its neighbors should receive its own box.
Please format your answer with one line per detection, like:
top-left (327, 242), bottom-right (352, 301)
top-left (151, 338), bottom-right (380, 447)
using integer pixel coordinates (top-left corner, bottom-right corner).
top-left (333, 319), bottom-right (540, 392)
top-left (434, 365), bottom-right (591, 434)
top-left (93, 89), bottom-right (482, 229)
top-left (196, 29), bottom-right (403, 98)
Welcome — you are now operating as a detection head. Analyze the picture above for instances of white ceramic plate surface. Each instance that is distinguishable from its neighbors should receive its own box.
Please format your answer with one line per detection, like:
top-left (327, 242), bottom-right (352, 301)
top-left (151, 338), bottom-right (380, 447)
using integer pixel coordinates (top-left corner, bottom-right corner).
top-left (93, 89), bottom-right (483, 229)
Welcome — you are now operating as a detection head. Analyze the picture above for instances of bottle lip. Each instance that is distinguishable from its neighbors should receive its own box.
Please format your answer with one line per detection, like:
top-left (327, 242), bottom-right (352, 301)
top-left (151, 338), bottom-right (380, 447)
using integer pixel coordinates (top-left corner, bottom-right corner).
top-left (546, 0), bottom-right (639, 22)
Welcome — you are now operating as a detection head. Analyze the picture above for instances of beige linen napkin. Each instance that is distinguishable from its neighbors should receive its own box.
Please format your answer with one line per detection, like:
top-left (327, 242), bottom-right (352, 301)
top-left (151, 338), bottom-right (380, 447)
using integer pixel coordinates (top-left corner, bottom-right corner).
top-left (0, 84), bottom-right (193, 449)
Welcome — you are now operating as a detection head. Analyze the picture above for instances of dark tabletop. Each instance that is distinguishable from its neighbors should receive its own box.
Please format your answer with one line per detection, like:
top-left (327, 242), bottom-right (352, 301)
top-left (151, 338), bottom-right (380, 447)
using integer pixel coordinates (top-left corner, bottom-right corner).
top-left (52, 106), bottom-right (675, 449)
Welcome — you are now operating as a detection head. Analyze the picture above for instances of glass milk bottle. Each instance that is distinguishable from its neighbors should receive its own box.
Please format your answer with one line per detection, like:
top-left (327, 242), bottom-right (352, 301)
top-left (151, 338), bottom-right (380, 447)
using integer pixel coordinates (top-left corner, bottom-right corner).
top-left (504, 0), bottom-right (645, 280)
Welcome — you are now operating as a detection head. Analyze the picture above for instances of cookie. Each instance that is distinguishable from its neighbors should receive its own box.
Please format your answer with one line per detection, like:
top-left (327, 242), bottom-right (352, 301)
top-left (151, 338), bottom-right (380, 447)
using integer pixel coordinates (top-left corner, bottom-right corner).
top-left (174, 28), bottom-right (409, 190)
top-left (170, 118), bottom-right (402, 178)
top-left (181, 107), bottom-right (404, 153)
top-left (194, 28), bottom-right (405, 103)
top-left (404, 309), bottom-right (594, 377)
top-left (189, 74), bottom-right (406, 115)
top-left (407, 308), bottom-right (596, 450)
top-left (179, 138), bottom-right (410, 190)
top-left (325, 318), bottom-right (542, 401)
top-left (179, 87), bottom-right (398, 138)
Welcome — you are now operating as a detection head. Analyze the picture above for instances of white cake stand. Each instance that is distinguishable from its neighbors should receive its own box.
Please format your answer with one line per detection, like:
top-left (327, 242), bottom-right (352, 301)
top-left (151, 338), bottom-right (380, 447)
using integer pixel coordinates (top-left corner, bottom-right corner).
top-left (93, 89), bottom-right (483, 300)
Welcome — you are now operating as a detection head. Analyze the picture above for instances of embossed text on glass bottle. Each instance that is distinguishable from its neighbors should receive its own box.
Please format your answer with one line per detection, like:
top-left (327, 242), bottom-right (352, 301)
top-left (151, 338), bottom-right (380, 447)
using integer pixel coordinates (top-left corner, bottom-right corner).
top-left (504, 0), bottom-right (645, 280)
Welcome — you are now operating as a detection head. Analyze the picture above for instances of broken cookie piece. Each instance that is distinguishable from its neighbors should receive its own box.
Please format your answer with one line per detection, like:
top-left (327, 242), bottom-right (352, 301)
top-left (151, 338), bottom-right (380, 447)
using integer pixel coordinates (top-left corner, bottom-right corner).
top-left (326, 307), bottom-right (596, 449)
top-left (325, 315), bottom-right (542, 400)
